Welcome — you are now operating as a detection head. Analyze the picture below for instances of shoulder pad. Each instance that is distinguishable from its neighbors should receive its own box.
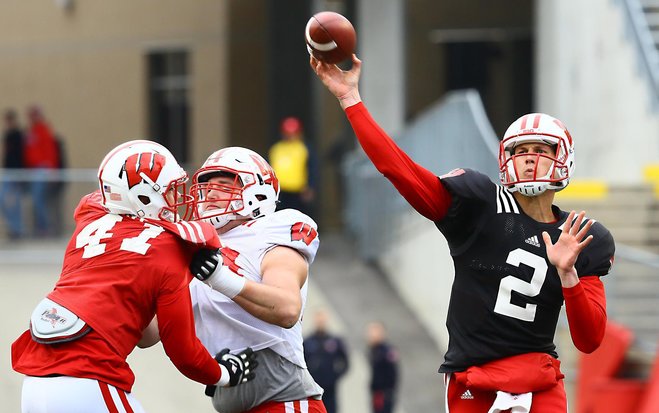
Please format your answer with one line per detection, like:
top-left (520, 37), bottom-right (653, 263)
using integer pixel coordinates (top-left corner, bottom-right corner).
top-left (440, 168), bottom-right (496, 201)
top-left (74, 191), bottom-right (106, 222)
top-left (254, 210), bottom-right (320, 263)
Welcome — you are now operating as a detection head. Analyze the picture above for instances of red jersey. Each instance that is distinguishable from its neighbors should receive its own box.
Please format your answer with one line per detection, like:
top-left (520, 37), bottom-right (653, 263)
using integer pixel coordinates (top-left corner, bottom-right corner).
top-left (12, 191), bottom-right (222, 392)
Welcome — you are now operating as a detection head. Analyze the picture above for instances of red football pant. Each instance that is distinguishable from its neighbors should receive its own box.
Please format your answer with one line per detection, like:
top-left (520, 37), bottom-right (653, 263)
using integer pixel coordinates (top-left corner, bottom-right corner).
top-left (445, 373), bottom-right (567, 413)
top-left (244, 399), bottom-right (327, 413)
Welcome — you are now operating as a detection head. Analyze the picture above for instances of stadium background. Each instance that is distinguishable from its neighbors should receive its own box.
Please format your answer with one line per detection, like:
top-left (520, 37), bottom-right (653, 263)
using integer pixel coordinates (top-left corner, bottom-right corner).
top-left (1, 1), bottom-right (659, 412)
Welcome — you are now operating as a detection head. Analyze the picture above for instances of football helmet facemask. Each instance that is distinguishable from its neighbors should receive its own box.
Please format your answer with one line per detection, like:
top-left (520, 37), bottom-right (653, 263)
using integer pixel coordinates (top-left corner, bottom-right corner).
top-left (98, 140), bottom-right (191, 222)
top-left (499, 113), bottom-right (575, 197)
top-left (191, 147), bottom-right (280, 229)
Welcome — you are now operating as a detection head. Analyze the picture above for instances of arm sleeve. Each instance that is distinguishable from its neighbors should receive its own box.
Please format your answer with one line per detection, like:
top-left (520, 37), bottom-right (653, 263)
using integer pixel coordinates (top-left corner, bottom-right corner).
top-left (345, 103), bottom-right (451, 221)
top-left (156, 276), bottom-right (222, 385)
top-left (563, 275), bottom-right (607, 353)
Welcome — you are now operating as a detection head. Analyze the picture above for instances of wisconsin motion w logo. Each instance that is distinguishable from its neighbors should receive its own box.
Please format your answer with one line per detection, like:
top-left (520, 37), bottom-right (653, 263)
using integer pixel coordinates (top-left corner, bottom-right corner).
top-left (121, 152), bottom-right (166, 188)
top-left (291, 222), bottom-right (318, 246)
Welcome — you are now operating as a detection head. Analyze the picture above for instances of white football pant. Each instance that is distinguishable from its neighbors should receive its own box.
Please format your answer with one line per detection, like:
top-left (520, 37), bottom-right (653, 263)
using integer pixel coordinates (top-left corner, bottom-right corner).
top-left (21, 376), bottom-right (146, 413)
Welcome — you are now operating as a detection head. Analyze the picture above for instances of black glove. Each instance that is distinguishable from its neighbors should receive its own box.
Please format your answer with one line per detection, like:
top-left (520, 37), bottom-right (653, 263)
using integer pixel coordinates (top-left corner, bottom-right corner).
top-left (190, 248), bottom-right (221, 282)
top-left (220, 347), bottom-right (258, 384)
top-left (204, 347), bottom-right (258, 397)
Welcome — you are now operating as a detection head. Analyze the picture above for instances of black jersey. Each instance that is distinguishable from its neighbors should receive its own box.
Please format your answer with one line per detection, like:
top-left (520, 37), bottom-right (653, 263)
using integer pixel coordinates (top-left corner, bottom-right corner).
top-left (436, 169), bottom-right (615, 373)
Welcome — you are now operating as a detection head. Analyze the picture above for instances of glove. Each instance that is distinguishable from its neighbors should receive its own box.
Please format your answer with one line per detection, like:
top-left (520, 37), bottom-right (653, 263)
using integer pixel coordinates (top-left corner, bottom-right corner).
top-left (190, 248), bottom-right (221, 281)
top-left (190, 248), bottom-right (245, 298)
top-left (205, 347), bottom-right (258, 396)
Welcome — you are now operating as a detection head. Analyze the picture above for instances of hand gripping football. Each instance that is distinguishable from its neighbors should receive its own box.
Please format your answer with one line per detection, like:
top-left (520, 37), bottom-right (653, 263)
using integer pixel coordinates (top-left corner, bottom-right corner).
top-left (305, 11), bottom-right (356, 64)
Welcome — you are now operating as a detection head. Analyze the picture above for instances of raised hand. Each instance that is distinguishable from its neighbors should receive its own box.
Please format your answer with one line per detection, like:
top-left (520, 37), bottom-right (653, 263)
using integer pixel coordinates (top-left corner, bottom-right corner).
top-left (542, 210), bottom-right (594, 287)
top-left (310, 54), bottom-right (362, 109)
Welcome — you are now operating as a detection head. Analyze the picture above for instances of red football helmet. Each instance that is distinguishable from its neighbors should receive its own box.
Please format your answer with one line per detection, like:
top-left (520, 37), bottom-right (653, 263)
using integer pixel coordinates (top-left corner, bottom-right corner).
top-left (499, 113), bottom-right (575, 196)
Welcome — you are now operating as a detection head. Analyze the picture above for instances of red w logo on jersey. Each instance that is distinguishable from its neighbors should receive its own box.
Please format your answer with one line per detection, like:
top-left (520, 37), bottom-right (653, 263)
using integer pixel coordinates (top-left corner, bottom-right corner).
top-left (123, 153), bottom-right (166, 189)
top-left (219, 246), bottom-right (243, 274)
top-left (291, 222), bottom-right (318, 246)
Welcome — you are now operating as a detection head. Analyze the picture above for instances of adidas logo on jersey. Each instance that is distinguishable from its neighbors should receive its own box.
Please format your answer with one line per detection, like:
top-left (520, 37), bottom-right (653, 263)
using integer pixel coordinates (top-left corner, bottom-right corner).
top-left (524, 235), bottom-right (541, 248)
top-left (460, 390), bottom-right (474, 400)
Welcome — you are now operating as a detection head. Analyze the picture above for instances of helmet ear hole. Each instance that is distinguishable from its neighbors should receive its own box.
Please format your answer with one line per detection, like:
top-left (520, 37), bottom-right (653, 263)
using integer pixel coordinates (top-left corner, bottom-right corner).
top-left (138, 195), bottom-right (151, 205)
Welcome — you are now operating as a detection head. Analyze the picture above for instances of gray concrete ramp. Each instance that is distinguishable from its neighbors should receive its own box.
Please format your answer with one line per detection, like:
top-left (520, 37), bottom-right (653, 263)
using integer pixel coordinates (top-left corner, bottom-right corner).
top-left (310, 233), bottom-right (446, 413)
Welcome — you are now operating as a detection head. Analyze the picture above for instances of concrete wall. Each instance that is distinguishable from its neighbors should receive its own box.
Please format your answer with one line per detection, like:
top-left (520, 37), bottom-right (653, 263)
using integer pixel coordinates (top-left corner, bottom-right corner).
top-left (379, 210), bottom-right (453, 352)
top-left (536, 0), bottom-right (659, 183)
top-left (0, 1), bottom-right (228, 169)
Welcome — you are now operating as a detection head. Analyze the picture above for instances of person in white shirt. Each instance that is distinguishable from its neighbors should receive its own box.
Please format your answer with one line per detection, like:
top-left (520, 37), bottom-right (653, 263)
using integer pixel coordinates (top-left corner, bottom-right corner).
top-left (188, 146), bottom-right (326, 413)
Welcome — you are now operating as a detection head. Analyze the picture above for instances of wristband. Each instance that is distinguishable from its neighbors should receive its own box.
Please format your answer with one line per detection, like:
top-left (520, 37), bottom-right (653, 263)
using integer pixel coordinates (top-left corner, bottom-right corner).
top-left (216, 363), bottom-right (230, 387)
top-left (206, 265), bottom-right (246, 299)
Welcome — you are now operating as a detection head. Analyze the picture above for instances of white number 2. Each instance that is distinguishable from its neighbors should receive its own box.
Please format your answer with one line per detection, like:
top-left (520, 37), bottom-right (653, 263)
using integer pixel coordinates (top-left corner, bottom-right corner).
top-left (493, 248), bottom-right (547, 322)
top-left (76, 215), bottom-right (164, 258)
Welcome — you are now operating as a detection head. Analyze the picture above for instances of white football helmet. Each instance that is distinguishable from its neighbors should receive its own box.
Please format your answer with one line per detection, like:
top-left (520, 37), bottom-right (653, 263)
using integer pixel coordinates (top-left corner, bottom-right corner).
top-left (499, 113), bottom-right (575, 196)
top-left (98, 140), bottom-right (191, 222)
top-left (191, 147), bottom-right (280, 229)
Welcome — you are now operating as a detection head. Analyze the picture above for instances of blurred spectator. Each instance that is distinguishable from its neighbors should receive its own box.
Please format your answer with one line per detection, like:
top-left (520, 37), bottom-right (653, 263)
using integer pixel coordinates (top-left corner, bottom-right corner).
top-left (366, 321), bottom-right (399, 413)
top-left (24, 105), bottom-right (59, 237)
top-left (0, 109), bottom-right (26, 239)
top-left (304, 309), bottom-right (350, 413)
top-left (269, 116), bottom-right (317, 217)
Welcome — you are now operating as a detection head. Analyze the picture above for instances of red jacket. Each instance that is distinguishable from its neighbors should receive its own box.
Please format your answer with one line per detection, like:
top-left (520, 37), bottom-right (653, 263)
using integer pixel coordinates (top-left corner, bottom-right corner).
top-left (23, 121), bottom-right (59, 169)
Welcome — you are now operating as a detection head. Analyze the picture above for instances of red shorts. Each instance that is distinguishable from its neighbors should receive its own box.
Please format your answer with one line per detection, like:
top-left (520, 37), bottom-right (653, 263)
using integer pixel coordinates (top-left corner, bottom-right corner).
top-left (445, 373), bottom-right (567, 413)
top-left (244, 399), bottom-right (327, 413)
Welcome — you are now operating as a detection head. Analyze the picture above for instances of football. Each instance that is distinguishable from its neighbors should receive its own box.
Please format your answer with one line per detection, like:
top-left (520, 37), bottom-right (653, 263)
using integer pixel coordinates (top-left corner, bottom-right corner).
top-left (305, 11), bottom-right (356, 64)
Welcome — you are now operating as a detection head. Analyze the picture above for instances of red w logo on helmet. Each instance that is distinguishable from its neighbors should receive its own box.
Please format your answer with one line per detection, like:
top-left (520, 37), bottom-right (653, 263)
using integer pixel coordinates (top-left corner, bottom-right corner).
top-left (123, 153), bottom-right (166, 189)
top-left (250, 154), bottom-right (280, 193)
top-left (291, 222), bottom-right (318, 246)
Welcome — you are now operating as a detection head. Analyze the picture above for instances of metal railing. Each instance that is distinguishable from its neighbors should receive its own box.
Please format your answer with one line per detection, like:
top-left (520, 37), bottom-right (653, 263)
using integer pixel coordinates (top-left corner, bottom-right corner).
top-left (617, 0), bottom-right (659, 106)
top-left (607, 244), bottom-right (659, 353)
top-left (0, 168), bottom-right (98, 238)
top-left (0, 168), bottom-right (97, 182)
top-left (341, 89), bottom-right (500, 260)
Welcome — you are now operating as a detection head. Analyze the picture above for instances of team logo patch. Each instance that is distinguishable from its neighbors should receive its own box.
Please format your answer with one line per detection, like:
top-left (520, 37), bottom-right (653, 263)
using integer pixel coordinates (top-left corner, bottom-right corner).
top-left (291, 222), bottom-right (318, 246)
top-left (40, 307), bottom-right (67, 328)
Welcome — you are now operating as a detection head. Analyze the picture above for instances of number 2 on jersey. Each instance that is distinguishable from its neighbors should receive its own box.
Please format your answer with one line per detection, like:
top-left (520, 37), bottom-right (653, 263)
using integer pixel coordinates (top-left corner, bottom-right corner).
top-left (76, 215), bottom-right (164, 258)
top-left (494, 248), bottom-right (547, 322)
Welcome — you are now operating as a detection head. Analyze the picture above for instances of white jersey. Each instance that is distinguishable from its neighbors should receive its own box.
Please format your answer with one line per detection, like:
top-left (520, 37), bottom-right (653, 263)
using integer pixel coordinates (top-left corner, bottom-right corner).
top-left (190, 209), bottom-right (319, 368)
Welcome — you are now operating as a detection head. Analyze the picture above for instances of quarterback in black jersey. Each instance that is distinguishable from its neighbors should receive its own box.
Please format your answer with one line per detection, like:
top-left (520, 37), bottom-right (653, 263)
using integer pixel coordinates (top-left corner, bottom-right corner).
top-left (438, 168), bottom-right (613, 374)
top-left (312, 54), bottom-right (615, 413)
